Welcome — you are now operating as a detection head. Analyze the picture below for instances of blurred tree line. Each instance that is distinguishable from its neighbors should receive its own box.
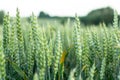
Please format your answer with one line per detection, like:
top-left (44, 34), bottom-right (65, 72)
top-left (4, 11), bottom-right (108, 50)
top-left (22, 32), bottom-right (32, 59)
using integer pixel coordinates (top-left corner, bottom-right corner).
top-left (80, 7), bottom-right (120, 25)
top-left (38, 7), bottom-right (120, 25)
top-left (0, 7), bottom-right (119, 25)
top-left (38, 11), bottom-right (50, 18)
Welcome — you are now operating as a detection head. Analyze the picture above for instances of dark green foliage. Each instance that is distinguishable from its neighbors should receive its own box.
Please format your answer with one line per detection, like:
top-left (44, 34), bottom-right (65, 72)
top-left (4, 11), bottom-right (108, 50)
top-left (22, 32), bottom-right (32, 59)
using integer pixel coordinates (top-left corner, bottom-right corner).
top-left (37, 7), bottom-right (120, 25)
top-left (80, 7), bottom-right (115, 25)
top-left (60, 18), bottom-right (67, 26)
top-left (38, 11), bottom-right (50, 18)
top-left (0, 10), bottom-right (4, 24)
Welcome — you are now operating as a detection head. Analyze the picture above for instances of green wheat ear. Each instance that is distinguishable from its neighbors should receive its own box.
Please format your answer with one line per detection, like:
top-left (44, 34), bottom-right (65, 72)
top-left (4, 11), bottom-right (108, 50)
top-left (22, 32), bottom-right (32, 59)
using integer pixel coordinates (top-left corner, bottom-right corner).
top-left (68, 68), bottom-right (76, 80)
top-left (27, 27), bottom-right (34, 79)
top-left (3, 13), bottom-right (11, 79)
top-left (73, 15), bottom-right (82, 79)
top-left (30, 13), bottom-right (46, 80)
top-left (113, 10), bottom-right (118, 28)
top-left (100, 57), bottom-right (106, 80)
top-left (16, 8), bottom-right (26, 73)
top-left (31, 13), bottom-right (39, 60)
top-left (30, 13), bottom-right (40, 80)
top-left (3, 13), bottom-right (10, 56)
top-left (0, 46), bottom-right (6, 80)
top-left (74, 15), bottom-right (82, 64)
top-left (37, 29), bottom-right (46, 80)
top-left (53, 31), bottom-right (63, 80)
top-left (33, 73), bottom-right (39, 80)
top-left (87, 63), bottom-right (96, 80)
top-left (82, 31), bottom-right (90, 77)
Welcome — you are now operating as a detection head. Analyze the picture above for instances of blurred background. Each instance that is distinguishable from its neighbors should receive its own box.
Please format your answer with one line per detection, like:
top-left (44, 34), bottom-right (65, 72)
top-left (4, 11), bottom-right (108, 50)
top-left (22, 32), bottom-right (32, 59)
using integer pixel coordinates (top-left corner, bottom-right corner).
top-left (0, 0), bottom-right (120, 25)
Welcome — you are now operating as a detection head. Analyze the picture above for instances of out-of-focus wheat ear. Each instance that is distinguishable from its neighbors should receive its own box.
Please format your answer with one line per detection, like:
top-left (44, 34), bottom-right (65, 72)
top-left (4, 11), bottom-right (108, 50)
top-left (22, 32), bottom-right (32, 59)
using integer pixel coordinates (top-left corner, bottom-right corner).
top-left (27, 27), bottom-right (34, 80)
top-left (111, 31), bottom-right (119, 79)
top-left (16, 8), bottom-right (26, 73)
top-left (37, 30), bottom-right (46, 80)
top-left (9, 20), bottom-right (20, 79)
top-left (48, 39), bottom-right (53, 67)
top-left (100, 57), bottom-right (106, 80)
top-left (101, 25), bottom-right (108, 58)
top-left (42, 29), bottom-right (52, 67)
top-left (113, 10), bottom-right (118, 29)
top-left (33, 73), bottom-right (39, 80)
top-left (41, 28), bottom-right (51, 80)
top-left (3, 13), bottom-right (10, 57)
top-left (68, 68), bottom-right (76, 80)
top-left (118, 70), bottom-right (120, 80)
top-left (42, 29), bottom-right (53, 80)
top-left (74, 15), bottom-right (82, 64)
top-left (9, 23), bottom-right (16, 62)
top-left (53, 31), bottom-right (63, 80)
top-left (31, 13), bottom-right (42, 80)
top-left (82, 31), bottom-right (90, 77)
top-left (99, 24), bottom-right (107, 80)
top-left (31, 13), bottom-right (39, 62)
top-left (87, 63), bottom-right (96, 80)
top-left (73, 15), bottom-right (82, 79)
top-left (46, 38), bottom-right (54, 80)
top-left (0, 46), bottom-right (6, 80)
top-left (3, 13), bottom-right (10, 79)
top-left (91, 31), bottom-right (101, 61)
top-left (105, 31), bottom-right (116, 79)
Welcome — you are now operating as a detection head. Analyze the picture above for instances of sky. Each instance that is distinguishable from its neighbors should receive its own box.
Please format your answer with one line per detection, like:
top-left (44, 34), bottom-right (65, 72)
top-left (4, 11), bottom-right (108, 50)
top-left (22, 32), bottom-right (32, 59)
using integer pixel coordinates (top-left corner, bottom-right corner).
top-left (0, 0), bottom-right (120, 17)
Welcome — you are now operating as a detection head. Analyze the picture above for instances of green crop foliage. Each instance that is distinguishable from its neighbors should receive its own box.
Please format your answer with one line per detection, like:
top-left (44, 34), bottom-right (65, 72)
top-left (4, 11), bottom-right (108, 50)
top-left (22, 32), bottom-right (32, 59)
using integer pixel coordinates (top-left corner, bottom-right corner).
top-left (0, 9), bottom-right (120, 80)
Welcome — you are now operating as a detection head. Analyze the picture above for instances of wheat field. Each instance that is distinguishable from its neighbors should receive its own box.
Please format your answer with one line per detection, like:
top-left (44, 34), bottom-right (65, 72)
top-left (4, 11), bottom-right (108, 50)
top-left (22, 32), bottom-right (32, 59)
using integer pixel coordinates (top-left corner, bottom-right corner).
top-left (0, 9), bottom-right (120, 80)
